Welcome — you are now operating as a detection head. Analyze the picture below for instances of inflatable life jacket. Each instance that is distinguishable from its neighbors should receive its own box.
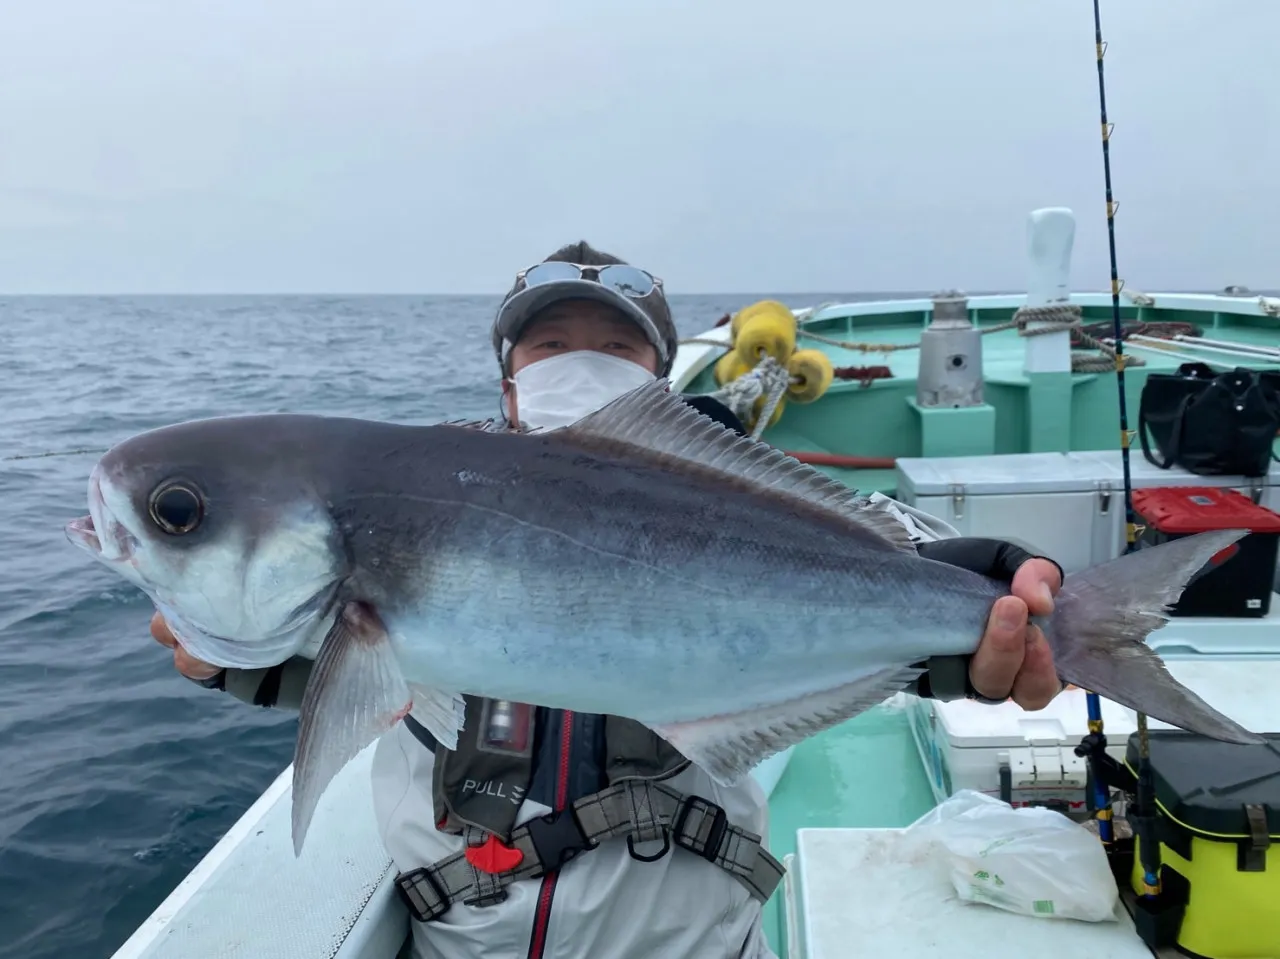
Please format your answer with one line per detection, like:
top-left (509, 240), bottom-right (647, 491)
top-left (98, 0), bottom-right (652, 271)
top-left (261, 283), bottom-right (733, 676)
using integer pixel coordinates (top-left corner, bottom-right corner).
top-left (393, 696), bottom-right (785, 922)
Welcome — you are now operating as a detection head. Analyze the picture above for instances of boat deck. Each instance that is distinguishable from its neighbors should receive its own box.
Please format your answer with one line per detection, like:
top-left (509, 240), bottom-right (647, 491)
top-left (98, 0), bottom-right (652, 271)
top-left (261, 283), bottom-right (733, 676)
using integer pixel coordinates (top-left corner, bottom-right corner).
top-left (761, 704), bottom-right (935, 948)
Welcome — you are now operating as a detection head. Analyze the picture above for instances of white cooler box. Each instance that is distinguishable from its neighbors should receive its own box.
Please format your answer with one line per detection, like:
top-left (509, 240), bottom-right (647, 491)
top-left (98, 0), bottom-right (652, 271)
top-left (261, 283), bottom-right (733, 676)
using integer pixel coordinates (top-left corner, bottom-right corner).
top-left (893, 449), bottom-right (1280, 574)
top-left (905, 689), bottom-right (1130, 820)
top-left (906, 659), bottom-right (1280, 819)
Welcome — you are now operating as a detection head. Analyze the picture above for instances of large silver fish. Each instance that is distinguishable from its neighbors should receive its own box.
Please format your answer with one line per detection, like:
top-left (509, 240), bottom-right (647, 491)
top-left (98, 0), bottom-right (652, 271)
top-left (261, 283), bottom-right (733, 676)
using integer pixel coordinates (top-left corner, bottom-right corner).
top-left (64, 380), bottom-right (1265, 853)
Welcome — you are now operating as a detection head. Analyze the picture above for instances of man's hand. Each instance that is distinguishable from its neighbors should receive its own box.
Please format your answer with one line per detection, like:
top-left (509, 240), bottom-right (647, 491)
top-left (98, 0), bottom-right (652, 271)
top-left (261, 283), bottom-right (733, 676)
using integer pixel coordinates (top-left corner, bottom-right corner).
top-left (969, 558), bottom-right (1063, 710)
top-left (150, 611), bottom-right (221, 682)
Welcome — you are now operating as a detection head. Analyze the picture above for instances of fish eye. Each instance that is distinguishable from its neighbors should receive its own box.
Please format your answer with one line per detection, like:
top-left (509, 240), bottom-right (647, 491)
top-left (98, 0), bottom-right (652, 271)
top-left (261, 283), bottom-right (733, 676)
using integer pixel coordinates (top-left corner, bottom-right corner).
top-left (148, 482), bottom-right (204, 535)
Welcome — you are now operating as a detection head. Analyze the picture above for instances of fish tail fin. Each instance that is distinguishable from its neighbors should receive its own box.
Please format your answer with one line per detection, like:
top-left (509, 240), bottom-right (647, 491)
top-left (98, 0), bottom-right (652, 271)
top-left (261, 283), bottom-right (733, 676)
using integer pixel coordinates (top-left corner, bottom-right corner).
top-left (1046, 527), bottom-right (1265, 746)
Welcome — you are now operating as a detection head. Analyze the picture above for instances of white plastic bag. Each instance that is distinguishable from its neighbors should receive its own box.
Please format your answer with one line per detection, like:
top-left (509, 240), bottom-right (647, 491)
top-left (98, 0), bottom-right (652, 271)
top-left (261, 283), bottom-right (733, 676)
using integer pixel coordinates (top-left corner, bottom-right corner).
top-left (901, 789), bottom-right (1119, 922)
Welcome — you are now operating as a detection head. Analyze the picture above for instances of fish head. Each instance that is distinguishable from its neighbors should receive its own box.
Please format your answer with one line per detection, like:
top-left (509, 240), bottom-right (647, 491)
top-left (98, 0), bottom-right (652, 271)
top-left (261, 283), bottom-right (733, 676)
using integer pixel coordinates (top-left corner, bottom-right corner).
top-left (65, 416), bottom-right (348, 670)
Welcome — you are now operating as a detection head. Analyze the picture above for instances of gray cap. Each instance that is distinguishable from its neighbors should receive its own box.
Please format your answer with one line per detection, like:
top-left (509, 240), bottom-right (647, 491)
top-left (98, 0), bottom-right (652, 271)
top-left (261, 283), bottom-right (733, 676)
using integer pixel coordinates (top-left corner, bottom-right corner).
top-left (491, 244), bottom-right (679, 377)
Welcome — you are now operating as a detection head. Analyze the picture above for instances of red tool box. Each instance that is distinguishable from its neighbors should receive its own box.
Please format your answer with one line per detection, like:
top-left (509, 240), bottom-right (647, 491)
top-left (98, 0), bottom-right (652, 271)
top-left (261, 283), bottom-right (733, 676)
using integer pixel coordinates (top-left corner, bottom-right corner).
top-left (1132, 486), bottom-right (1280, 618)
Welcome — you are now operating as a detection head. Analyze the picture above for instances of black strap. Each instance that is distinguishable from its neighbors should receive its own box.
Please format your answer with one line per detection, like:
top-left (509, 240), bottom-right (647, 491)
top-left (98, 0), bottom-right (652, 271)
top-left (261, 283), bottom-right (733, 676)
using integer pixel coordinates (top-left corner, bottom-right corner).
top-left (1239, 804), bottom-right (1271, 873)
top-left (1138, 390), bottom-right (1191, 470)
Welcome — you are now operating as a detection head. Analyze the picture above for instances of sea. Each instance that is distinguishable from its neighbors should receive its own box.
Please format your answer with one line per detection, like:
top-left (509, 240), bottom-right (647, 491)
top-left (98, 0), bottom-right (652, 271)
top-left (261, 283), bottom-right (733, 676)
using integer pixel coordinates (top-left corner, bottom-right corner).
top-left (0, 292), bottom-right (867, 959)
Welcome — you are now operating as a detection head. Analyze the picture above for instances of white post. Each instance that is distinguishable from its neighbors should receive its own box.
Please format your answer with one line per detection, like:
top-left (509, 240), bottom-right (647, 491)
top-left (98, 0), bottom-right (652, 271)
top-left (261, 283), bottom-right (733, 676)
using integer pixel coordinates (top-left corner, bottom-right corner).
top-left (1022, 207), bottom-right (1075, 374)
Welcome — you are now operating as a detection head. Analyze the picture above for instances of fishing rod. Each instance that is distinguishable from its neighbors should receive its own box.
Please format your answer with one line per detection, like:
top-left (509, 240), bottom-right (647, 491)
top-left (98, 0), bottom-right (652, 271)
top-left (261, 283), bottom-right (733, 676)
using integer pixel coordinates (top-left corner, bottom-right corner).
top-left (3, 448), bottom-right (104, 461)
top-left (1079, 0), bottom-right (1163, 900)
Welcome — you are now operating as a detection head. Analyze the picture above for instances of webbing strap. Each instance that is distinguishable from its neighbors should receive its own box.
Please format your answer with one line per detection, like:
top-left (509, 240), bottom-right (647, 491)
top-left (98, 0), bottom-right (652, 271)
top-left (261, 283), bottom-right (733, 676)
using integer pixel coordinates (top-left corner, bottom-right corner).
top-left (395, 780), bottom-right (785, 922)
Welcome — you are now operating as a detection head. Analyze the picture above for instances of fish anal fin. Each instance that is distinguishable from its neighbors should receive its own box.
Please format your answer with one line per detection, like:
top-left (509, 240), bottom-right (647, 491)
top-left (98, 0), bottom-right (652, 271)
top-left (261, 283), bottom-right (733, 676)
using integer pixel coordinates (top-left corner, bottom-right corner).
top-left (292, 601), bottom-right (433, 856)
top-left (645, 665), bottom-right (924, 786)
top-left (563, 379), bottom-right (916, 553)
top-left (406, 681), bottom-right (467, 751)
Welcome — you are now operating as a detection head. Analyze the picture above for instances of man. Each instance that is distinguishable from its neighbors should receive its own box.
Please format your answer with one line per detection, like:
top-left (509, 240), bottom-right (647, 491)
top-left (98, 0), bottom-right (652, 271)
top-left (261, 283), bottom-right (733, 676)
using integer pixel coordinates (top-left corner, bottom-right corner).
top-left (152, 241), bottom-right (1066, 959)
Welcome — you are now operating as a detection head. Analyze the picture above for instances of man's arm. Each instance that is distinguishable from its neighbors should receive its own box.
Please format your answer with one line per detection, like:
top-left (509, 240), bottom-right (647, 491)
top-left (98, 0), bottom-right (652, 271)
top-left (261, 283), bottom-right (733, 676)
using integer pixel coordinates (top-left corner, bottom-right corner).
top-left (195, 659), bottom-right (314, 709)
top-left (847, 491), bottom-right (1066, 709)
top-left (907, 537), bottom-right (1065, 707)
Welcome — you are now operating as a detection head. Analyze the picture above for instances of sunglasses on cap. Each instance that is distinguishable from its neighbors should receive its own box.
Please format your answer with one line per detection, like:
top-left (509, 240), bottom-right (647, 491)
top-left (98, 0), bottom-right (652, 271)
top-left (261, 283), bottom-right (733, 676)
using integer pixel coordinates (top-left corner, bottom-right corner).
top-left (514, 261), bottom-right (664, 300)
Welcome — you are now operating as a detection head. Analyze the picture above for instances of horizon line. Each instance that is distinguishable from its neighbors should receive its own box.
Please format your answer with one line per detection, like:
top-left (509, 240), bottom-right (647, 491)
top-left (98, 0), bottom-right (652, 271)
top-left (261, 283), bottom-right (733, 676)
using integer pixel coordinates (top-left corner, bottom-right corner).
top-left (4, 287), bottom-right (1263, 298)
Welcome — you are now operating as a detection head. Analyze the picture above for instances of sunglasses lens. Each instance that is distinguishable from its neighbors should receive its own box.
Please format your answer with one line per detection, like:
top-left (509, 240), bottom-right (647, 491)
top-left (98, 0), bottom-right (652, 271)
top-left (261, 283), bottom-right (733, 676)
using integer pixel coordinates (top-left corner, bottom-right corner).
top-left (522, 262), bottom-right (582, 287)
top-left (520, 262), bottom-right (657, 298)
top-left (597, 265), bottom-right (656, 298)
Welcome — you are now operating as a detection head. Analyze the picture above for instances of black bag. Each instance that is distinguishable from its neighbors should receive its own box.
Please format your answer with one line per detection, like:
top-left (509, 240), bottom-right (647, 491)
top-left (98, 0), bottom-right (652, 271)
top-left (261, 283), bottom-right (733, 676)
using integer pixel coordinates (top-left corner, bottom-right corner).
top-left (1138, 362), bottom-right (1280, 477)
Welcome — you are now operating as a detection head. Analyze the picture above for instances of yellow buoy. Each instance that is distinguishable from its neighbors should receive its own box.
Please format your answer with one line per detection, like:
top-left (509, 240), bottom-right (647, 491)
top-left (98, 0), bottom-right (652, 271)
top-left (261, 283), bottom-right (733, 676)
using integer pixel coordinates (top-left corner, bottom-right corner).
top-left (786, 349), bottom-right (835, 404)
top-left (730, 299), bottom-right (795, 340)
top-left (735, 307), bottom-right (797, 368)
top-left (714, 350), bottom-right (752, 386)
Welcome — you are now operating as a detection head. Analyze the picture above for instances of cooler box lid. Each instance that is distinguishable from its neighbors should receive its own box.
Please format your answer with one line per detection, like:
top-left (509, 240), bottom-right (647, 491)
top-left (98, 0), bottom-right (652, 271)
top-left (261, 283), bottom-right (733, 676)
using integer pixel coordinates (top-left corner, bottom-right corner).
top-left (1068, 449), bottom-right (1280, 487)
top-left (933, 660), bottom-right (1280, 750)
top-left (932, 688), bottom-right (1137, 748)
top-left (1123, 731), bottom-right (1280, 837)
top-left (1147, 660), bottom-right (1280, 737)
top-left (894, 453), bottom-right (1105, 498)
top-left (1132, 486), bottom-right (1280, 535)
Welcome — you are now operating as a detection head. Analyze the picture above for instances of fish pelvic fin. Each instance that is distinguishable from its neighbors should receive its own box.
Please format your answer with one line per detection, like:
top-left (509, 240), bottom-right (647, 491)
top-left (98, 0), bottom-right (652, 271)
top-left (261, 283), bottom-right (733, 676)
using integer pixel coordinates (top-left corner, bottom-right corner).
top-left (291, 601), bottom-right (465, 856)
top-left (645, 665), bottom-right (924, 786)
top-left (561, 378), bottom-right (917, 553)
top-left (1047, 528), bottom-right (1266, 747)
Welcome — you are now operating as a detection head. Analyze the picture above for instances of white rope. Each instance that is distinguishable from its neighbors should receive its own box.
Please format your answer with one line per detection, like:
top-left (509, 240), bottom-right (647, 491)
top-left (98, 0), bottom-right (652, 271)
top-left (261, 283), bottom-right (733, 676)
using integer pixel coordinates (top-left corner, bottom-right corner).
top-left (710, 354), bottom-right (793, 440)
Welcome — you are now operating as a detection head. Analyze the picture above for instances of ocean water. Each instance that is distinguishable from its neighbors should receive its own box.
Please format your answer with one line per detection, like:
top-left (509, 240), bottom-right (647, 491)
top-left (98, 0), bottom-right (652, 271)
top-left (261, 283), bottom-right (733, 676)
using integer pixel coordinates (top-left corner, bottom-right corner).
top-left (0, 293), bottom-right (858, 959)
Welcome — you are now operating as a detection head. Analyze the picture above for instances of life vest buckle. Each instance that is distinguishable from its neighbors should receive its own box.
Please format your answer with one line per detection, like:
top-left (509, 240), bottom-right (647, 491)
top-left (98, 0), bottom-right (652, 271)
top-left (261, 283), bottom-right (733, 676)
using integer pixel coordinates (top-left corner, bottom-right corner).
top-left (395, 866), bottom-right (451, 922)
top-left (671, 794), bottom-right (729, 864)
top-left (526, 806), bottom-right (597, 877)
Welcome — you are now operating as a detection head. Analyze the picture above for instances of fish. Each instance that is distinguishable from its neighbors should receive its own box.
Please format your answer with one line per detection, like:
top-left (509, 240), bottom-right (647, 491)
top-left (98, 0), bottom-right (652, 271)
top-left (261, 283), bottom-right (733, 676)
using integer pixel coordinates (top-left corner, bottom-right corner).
top-left (64, 379), bottom-right (1266, 854)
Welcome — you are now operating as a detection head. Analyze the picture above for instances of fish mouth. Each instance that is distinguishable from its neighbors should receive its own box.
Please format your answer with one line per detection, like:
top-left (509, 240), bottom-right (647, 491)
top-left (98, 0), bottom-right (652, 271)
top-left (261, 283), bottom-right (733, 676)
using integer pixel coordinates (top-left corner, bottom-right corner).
top-left (65, 514), bottom-right (101, 554)
top-left (66, 468), bottom-right (136, 562)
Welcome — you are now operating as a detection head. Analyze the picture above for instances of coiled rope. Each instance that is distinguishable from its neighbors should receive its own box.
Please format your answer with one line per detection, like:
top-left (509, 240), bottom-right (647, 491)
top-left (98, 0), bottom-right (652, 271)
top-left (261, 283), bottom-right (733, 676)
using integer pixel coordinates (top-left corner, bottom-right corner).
top-left (707, 355), bottom-right (792, 440)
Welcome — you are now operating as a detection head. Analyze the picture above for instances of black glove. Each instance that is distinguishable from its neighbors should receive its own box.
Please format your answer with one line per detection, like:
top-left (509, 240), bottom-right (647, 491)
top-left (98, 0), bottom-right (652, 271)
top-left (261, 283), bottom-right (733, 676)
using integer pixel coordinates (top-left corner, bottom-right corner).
top-left (910, 537), bottom-right (1064, 703)
top-left (680, 394), bottom-right (749, 437)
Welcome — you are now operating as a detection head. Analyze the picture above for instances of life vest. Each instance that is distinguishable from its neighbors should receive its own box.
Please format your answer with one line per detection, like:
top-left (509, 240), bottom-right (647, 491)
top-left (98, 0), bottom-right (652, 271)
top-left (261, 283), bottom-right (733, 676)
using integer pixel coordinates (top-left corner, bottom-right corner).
top-left (393, 696), bottom-right (785, 923)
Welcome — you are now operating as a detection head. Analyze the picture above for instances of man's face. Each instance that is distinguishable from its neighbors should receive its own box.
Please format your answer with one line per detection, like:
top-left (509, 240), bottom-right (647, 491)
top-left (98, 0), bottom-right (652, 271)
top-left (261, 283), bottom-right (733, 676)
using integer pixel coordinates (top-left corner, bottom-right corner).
top-left (503, 298), bottom-right (660, 423)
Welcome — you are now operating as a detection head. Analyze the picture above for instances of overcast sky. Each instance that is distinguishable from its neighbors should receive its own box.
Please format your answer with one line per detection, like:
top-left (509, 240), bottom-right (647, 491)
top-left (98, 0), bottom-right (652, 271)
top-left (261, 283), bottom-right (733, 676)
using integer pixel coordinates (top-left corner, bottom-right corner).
top-left (1, 0), bottom-right (1274, 295)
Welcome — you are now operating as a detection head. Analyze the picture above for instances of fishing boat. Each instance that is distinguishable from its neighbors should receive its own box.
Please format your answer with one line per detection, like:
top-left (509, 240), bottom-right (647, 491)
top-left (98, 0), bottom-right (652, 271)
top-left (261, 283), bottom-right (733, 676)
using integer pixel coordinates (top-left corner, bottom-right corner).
top-left (105, 203), bottom-right (1280, 959)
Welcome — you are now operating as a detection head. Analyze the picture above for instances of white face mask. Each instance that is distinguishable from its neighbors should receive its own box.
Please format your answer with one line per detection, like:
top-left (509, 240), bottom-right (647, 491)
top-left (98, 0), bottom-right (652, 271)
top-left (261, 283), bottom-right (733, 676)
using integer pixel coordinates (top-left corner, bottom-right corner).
top-left (508, 350), bottom-right (656, 431)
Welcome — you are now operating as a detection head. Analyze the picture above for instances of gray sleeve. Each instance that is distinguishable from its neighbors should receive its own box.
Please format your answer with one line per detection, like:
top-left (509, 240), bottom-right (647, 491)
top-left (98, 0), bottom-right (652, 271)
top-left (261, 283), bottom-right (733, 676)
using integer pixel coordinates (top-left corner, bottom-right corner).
top-left (907, 655), bottom-right (977, 701)
top-left (202, 657), bottom-right (316, 711)
top-left (858, 495), bottom-right (976, 701)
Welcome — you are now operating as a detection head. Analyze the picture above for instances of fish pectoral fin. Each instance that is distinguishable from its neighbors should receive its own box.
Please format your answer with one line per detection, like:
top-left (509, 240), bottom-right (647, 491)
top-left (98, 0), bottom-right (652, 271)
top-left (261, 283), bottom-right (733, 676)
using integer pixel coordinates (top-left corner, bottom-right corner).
top-left (291, 600), bottom-right (415, 857)
top-left (645, 665), bottom-right (924, 787)
top-left (563, 379), bottom-right (917, 553)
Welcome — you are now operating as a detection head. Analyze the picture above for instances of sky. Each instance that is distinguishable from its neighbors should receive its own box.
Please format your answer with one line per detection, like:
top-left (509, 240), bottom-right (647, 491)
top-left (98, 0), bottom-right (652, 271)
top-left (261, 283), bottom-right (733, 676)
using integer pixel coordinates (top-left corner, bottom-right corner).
top-left (0, 0), bottom-right (1275, 295)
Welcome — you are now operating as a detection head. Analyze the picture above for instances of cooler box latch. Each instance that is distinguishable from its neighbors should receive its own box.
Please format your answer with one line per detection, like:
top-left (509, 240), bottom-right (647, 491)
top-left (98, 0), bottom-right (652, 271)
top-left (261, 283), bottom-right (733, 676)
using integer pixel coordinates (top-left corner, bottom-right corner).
top-left (1007, 745), bottom-right (1088, 794)
top-left (1239, 803), bottom-right (1271, 873)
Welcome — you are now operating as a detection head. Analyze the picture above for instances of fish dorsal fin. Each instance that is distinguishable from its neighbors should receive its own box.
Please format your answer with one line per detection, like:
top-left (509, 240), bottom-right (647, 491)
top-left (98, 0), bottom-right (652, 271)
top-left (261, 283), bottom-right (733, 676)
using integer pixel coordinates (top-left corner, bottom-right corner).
top-left (562, 379), bottom-right (917, 553)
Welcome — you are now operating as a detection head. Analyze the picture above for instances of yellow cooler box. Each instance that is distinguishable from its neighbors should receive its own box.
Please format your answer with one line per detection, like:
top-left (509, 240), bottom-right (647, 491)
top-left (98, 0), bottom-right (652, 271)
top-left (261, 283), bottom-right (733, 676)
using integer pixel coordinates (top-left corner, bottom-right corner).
top-left (1125, 730), bottom-right (1280, 959)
